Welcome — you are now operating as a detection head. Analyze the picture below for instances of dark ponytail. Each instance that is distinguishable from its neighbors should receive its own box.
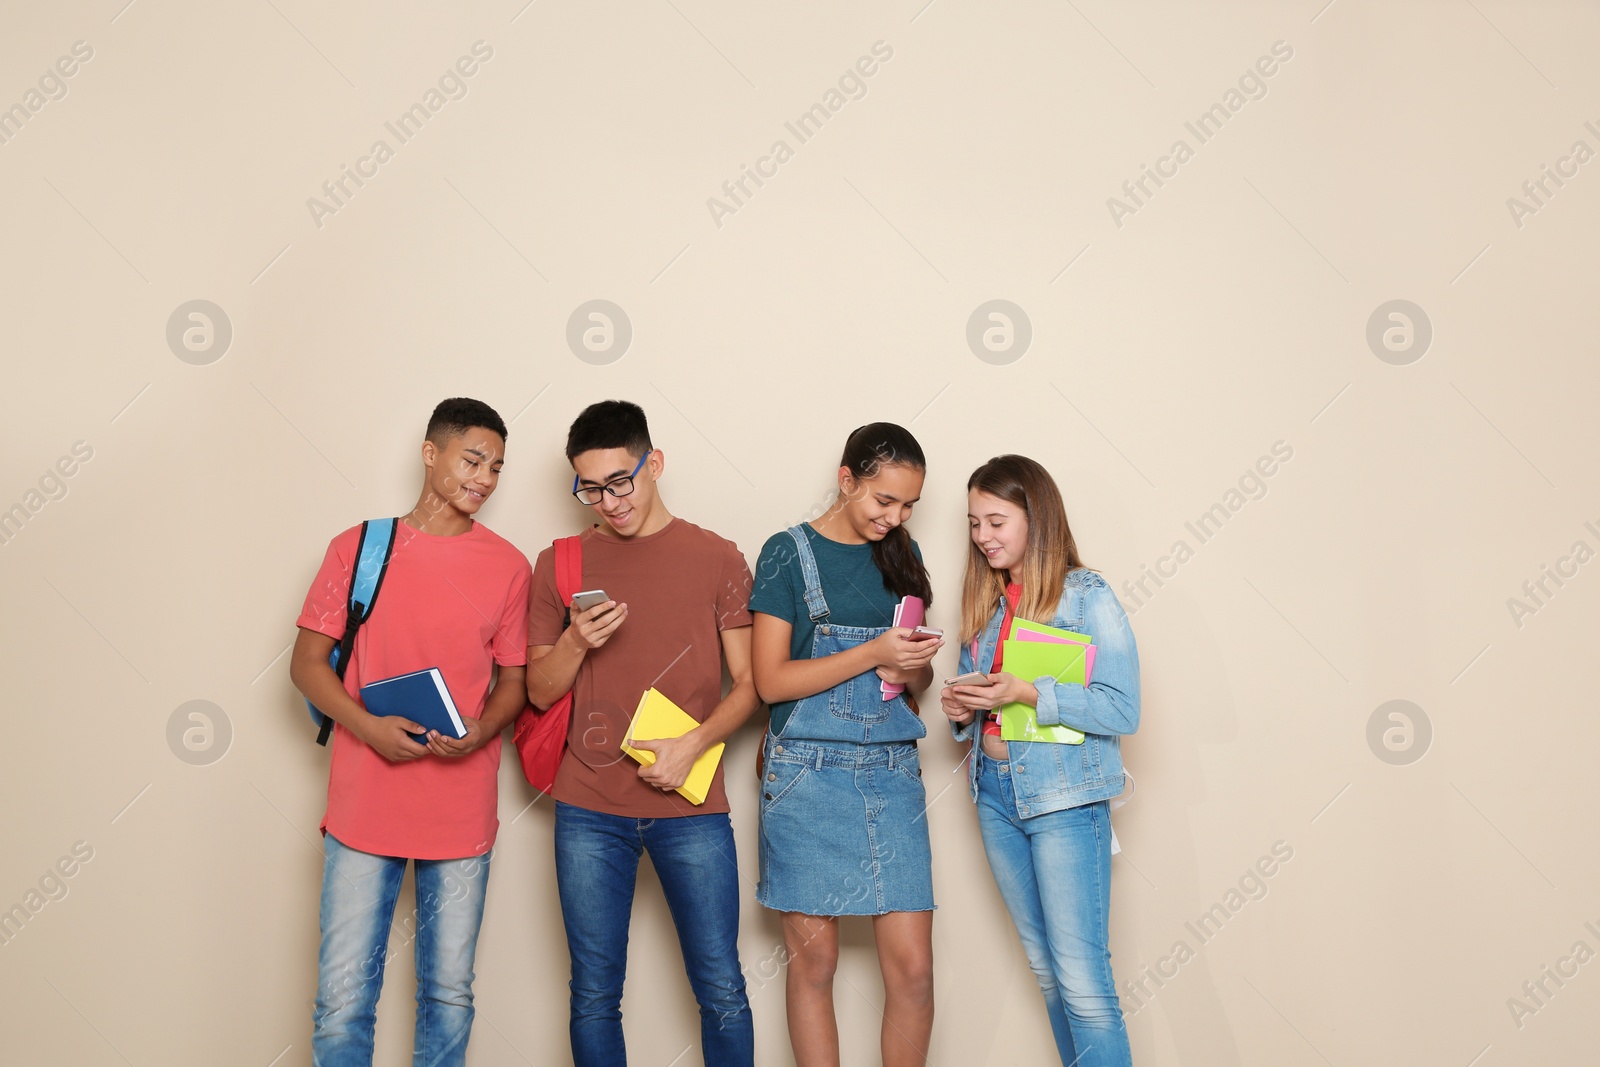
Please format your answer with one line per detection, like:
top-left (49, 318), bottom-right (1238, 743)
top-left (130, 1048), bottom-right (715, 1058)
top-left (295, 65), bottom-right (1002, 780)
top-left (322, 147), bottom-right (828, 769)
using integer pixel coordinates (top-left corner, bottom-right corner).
top-left (841, 423), bottom-right (934, 607)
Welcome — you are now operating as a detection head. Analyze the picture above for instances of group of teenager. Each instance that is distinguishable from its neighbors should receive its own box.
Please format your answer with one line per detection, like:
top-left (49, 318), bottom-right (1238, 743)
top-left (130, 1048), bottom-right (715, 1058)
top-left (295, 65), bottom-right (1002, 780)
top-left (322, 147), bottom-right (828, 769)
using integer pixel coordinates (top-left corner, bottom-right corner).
top-left (289, 397), bottom-right (1141, 1067)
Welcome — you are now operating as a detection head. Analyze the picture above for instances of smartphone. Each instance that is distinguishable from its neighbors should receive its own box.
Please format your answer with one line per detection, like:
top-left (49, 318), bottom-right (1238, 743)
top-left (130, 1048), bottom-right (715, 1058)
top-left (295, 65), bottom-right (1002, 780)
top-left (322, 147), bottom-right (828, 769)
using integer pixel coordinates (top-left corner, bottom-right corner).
top-left (942, 671), bottom-right (993, 688)
top-left (908, 626), bottom-right (944, 641)
top-left (569, 589), bottom-right (611, 614)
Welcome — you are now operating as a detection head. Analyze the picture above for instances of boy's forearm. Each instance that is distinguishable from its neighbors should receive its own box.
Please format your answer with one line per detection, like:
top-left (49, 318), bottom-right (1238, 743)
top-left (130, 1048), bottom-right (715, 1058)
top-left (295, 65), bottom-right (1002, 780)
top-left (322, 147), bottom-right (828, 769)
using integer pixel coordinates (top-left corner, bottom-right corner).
top-left (290, 654), bottom-right (373, 737)
top-left (684, 676), bottom-right (761, 753)
top-left (478, 667), bottom-right (528, 734)
top-left (526, 630), bottom-right (585, 708)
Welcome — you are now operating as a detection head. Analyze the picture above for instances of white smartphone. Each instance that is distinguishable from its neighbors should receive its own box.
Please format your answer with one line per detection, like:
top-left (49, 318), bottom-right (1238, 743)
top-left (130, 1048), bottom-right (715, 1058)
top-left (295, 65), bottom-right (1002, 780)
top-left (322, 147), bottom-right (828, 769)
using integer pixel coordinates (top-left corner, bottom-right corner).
top-left (569, 589), bottom-right (611, 614)
top-left (942, 671), bottom-right (993, 688)
top-left (909, 626), bottom-right (944, 641)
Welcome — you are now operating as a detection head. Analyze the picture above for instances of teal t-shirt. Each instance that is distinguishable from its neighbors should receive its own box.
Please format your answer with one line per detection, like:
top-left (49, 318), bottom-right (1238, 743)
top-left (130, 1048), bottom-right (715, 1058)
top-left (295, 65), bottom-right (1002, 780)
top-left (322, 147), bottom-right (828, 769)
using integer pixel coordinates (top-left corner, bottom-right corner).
top-left (749, 524), bottom-right (924, 735)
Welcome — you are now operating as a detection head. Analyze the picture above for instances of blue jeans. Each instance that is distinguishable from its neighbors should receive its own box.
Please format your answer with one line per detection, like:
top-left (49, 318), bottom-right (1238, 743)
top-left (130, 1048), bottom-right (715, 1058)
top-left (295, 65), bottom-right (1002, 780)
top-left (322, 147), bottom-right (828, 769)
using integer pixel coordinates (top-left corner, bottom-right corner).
top-left (554, 801), bottom-right (754, 1067)
top-left (976, 752), bottom-right (1131, 1067)
top-left (311, 833), bottom-right (491, 1067)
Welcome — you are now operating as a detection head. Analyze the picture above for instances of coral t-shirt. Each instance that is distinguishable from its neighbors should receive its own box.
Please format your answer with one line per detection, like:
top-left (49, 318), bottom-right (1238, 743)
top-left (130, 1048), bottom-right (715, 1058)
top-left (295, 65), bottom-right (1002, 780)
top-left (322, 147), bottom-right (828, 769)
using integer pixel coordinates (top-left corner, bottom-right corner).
top-left (297, 520), bottom-right (532, 859)
top-left (526, 518), bottom-right (753, 819)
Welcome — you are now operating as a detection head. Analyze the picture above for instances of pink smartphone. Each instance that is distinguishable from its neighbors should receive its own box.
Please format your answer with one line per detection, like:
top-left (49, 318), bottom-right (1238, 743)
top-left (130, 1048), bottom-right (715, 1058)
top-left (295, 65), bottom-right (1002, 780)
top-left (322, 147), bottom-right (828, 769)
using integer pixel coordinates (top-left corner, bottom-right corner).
top-left (908, 626), bottom-right (943, 641)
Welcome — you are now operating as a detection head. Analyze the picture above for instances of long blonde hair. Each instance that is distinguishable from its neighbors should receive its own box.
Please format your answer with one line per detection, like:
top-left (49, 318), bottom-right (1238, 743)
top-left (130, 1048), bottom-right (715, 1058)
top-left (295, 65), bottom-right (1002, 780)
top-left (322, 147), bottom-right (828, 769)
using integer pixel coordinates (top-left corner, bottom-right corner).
top-left (959, 455), bottom-right (1086, 644)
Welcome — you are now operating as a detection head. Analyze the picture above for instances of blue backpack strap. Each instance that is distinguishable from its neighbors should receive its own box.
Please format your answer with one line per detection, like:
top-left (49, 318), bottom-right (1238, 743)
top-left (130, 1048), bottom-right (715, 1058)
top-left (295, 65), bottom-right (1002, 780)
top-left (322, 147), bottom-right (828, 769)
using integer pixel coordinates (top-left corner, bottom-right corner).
top-left (785, 525), bottom-right (829, 624)
top-left (312, 518), bottom-right (399, 745)
top-left (349, 517), bottom-right (397, 621)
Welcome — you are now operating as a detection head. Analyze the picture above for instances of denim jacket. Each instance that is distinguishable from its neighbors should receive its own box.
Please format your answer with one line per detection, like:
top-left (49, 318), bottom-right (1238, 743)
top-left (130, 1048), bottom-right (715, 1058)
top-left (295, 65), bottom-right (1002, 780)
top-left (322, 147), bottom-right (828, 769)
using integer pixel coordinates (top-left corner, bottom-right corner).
top-left (952, 568), bottom-right (1140, 817)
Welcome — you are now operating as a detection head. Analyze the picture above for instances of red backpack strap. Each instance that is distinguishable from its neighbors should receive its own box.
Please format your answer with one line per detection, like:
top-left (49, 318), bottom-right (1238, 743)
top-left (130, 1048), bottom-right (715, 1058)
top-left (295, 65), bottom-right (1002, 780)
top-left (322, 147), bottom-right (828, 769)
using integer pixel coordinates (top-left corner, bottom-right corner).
top-left (554, 535), bottom-right (583, 605)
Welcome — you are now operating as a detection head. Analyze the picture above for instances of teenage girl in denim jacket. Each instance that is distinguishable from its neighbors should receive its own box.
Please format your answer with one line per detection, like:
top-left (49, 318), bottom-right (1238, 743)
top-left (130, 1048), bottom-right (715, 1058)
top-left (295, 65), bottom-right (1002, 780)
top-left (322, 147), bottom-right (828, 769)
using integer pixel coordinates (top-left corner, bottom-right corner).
top-left (940, 454), bottom-right (1139, 1067)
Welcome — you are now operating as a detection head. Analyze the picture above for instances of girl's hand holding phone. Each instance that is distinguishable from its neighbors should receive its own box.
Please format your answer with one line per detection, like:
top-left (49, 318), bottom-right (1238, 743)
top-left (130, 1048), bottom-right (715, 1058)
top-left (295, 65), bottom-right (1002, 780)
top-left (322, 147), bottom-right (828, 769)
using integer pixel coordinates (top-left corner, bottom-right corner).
top-left (872, 627), bottom-right (942, 672)
top-left (960, 671), bottom-right (1037, 708)
top-left (942, 671), bottom-right (1018, 716)
top-left (939, 685), bottom-right (977, 724)
top-left (876, 663), bottom-right (924, 685)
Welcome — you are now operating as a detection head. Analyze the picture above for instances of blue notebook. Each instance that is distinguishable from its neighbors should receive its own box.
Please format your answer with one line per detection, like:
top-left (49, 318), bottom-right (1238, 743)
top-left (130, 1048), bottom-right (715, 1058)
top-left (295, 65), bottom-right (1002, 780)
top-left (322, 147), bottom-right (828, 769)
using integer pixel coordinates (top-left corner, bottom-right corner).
top-left (359, 668), bottom-right (467, 745)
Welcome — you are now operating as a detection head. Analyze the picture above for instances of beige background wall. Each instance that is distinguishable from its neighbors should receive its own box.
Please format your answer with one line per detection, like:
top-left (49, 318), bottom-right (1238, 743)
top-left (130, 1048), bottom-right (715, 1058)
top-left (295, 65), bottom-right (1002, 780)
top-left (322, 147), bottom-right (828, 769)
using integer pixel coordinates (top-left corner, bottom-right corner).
top-left (2, 1), bottom-right (1596, 1064)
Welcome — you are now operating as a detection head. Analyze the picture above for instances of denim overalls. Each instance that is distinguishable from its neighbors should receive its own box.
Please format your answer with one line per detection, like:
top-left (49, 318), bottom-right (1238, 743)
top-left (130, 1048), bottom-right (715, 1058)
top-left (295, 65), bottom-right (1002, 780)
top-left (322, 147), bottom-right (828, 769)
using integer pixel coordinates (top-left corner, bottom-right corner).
top-left (755, 525), bottom-right (935, 916)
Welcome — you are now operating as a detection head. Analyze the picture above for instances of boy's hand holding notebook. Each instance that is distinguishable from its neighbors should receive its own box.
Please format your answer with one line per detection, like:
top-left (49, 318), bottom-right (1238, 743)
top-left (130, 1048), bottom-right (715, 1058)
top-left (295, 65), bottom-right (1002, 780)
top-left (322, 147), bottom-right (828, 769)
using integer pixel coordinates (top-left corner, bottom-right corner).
top-left (622, 688), bottom-right (725, 805)
top-left (359, 668), bottom-right (467, 747)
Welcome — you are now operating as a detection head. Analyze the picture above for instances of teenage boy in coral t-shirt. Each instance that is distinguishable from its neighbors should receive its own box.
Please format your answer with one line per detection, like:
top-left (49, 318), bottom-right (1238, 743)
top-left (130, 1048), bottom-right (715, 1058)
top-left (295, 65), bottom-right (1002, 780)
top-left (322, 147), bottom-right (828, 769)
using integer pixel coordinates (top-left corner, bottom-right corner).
top-left (290, 398), bottom-right (532, 1067)
top-left (526, 399), bottom-right (759, 1067)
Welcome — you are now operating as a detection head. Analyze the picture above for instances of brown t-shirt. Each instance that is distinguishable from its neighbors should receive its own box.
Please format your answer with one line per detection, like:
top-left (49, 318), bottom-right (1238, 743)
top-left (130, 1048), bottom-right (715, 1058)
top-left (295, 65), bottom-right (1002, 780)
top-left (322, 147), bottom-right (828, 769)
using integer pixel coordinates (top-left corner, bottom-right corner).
top-left (527, 517), bottom-right (753, 818)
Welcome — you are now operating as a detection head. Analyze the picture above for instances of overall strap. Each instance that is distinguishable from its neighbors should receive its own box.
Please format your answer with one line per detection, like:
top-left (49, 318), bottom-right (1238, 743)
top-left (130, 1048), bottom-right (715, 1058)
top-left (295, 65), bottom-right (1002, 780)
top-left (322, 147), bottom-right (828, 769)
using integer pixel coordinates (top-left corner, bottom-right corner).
top-left (784, 525), bottom-right (829, 623)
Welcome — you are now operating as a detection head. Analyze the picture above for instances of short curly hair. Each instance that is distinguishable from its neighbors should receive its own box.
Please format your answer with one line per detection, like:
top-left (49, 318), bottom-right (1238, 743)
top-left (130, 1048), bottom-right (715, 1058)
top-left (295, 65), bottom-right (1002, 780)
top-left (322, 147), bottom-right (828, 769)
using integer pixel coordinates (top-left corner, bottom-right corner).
top-left (426, 397), bottom-right (508, 443)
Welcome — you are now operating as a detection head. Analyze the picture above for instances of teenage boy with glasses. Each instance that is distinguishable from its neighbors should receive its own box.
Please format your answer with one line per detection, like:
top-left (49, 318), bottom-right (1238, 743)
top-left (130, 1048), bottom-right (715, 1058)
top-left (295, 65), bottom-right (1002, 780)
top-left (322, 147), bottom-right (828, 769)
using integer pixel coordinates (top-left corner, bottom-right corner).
top-left (526, 399), bottom-right (758, 1067)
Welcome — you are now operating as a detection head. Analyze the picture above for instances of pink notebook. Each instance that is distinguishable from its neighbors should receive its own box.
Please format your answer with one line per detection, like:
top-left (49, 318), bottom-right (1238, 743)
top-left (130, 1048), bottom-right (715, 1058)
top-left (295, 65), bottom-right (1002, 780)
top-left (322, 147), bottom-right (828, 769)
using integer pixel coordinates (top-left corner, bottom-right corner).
top-left (881, 595), bottom-right (925, 699)
top-left (1015, 629), bottom-right (1096, 684)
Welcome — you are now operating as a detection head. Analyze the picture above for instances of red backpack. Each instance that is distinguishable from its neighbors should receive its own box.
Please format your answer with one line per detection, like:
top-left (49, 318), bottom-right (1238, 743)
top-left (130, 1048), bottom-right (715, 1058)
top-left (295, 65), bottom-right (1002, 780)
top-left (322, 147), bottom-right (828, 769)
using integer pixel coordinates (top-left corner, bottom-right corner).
top-left (512, 535), bottom-right (582, 792)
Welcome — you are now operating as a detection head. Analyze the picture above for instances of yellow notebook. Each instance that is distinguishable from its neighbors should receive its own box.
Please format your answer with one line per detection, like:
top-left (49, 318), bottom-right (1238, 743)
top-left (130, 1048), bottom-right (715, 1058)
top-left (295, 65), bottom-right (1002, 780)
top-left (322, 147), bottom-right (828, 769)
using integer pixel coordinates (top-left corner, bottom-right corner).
top-left (620, 688), bottom-right (725, 805)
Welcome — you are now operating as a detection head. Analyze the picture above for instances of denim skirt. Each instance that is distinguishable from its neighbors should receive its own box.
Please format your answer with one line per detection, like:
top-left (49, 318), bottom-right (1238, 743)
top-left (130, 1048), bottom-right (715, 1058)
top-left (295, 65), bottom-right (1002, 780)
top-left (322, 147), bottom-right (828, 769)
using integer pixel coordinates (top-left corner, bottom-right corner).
top-left (756, 736), bottom-right (936, 916)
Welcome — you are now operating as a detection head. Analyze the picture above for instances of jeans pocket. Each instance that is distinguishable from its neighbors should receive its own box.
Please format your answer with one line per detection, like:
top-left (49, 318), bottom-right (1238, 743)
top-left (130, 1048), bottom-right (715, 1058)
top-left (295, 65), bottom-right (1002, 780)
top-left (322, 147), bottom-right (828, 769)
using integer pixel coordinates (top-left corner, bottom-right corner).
top-left (760, 759), bottom-right (811, 813)
top-left (890, 753), bottom-right (924, 786)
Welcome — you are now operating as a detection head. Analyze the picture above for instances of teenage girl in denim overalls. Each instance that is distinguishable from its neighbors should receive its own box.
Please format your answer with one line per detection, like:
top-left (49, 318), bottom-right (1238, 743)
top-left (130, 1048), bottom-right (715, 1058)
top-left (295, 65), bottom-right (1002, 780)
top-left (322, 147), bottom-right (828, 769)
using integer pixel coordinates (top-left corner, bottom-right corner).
top-left (750, 423), bottom-right (942, 1067)
top-left (942, 454), bottom-right (1139, 1067)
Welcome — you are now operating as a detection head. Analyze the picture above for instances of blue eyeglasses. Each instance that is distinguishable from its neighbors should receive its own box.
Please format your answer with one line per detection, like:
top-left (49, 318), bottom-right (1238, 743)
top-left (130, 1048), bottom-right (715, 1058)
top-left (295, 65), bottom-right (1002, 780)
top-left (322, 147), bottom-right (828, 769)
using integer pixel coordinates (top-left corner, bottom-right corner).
top-left (571, 453), bottom-right (650, 505)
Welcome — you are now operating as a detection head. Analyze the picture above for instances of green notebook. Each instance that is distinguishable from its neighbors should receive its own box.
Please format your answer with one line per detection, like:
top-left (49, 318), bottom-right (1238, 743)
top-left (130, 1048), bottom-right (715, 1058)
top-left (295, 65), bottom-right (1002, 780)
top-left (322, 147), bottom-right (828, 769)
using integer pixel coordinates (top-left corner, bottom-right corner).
top-left (1011, 619), bottom-right (1092, 644)
top-left (996, 637), bottom-right (1087, 745)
